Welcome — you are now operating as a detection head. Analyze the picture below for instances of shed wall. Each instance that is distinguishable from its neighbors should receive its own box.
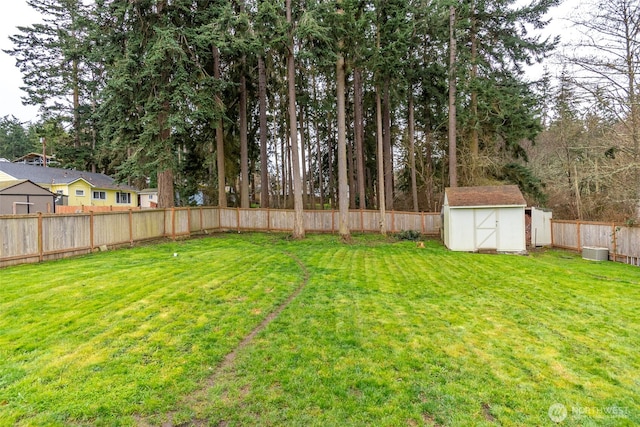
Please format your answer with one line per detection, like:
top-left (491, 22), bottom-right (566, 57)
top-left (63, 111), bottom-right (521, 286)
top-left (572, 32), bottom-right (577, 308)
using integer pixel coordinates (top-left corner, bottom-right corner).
top-left (445, 206), bottom-right (525, 252)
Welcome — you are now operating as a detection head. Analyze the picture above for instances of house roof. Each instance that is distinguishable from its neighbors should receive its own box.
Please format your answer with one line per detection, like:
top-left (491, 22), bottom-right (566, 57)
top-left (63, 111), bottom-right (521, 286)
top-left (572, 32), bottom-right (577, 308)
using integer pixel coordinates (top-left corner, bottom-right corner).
top-left (0, 162), bottom-right (137, 192)
top-left (445, 185), bottom-right (526, 207)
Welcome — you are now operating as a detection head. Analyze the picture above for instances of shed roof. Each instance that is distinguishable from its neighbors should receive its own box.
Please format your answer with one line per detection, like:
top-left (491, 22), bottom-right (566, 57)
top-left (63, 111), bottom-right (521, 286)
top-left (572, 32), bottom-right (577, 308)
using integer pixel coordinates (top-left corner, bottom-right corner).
top-left (0, 179), bottom-right (57, 196)
top-left (445, 185), bottom-right (526, 207)
top-left (0, 162), bottom-right (137, 192)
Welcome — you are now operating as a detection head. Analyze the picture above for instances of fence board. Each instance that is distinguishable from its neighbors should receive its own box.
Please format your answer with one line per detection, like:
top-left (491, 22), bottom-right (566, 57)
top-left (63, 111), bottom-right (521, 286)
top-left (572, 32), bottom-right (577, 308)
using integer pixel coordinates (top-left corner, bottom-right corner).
top-left (615, 226), bottom-right (640, 265)
top-left (132, 210), bottom-right (166, 241)
top-left (0, 216), bottom-right (38, 260)
top-left (580, 223), bottom-right (614, 251)
top-left (93, 212), bottom-right (131, 247)
top-left (42, 214), bottom-right (91, 254)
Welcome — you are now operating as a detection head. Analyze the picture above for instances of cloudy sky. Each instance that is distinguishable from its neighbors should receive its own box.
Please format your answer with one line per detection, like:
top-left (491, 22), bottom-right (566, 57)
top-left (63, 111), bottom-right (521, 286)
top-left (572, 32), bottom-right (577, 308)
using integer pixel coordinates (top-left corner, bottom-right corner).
top-left (0, 0), bottom-right (579, 124)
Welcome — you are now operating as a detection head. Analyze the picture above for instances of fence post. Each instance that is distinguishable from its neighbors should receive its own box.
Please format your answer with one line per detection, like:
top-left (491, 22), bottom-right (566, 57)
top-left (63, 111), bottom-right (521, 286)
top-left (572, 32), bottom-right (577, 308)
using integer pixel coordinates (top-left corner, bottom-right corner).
top-left (332, 209), bottom-right (335, 233)
top-left (171, 208), bottom-right (176, 240)
top-left (187, 207), bottom-right (191, 237)
top-left (392, 210), bottom-right (396, 233)
top-left (612, 223), bottom-right (617, 262)
top-left (90, 211), bottom-right (95, 251)
top-left (38, 212), bottom-right (43, 262)
top-left (576, 220), bottom-right (581, 250)
top-left (360, 209), bottom-right (364, 233)
top-left (421, 211), bottom-right (425, 234)
top-left (550, 220), bottom-right (555, 247)
top-left (200, 207), bottom-right (204, 233)
top-left (129, 209), bottom-right (134, 246)
top-left (237, 207), bottom-right (241, 232)
top-left (267, 208), bottom-right (271, 232)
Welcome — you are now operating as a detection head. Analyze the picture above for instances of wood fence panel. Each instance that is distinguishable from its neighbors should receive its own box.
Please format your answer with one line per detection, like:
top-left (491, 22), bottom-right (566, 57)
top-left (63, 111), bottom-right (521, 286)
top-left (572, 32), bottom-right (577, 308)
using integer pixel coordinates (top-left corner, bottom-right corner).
top-left (580, 223), bottom-right (614, 251)
top-left (615, 226), bottom-right (640, 265)
top-left (304, 210), bottom-right (333, 232)
top-left (361, 211), bottom-right (381, 232)
top-left (132, 210), bottom-right (166, 241)
top-left (173, 209), bottom-right (190, 237)
top-left (0, 216), bottom-right (38, 260)
top-left (239, 208), bottom-right (268, 230)
top-left (424, 213), bottom-right (442, 235)
top-left (348, 211), bottom-right (362, 231)
top-left (42, 214), bottom-right (91, 255)
top-left (552, 221), bottom-right (578, 249)
top-left (94, 212), bottom-right (131, 247)
top-left (270, 210), bottom-right (294, 231)
top-left (200, 207), bottom-right (219, 230)
top-left (219, 208), bottom-right (238, 230)
top-left (393, 212), bottom-right (423, 233)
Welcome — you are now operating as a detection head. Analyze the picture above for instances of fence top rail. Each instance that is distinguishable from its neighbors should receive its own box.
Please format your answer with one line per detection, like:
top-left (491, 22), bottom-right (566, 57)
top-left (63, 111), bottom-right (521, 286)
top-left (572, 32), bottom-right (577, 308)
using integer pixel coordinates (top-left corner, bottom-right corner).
top-left (0, 206), bottom-right (443, 220)
top-left (551, 219), bottom-right (636, 227)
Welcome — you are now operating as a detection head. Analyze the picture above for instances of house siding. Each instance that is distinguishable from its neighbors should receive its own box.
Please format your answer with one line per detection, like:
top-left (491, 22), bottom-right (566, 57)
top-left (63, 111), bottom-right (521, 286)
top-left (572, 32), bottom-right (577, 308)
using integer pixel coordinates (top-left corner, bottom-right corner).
top-left (49, 182), bottom-right (138, 208)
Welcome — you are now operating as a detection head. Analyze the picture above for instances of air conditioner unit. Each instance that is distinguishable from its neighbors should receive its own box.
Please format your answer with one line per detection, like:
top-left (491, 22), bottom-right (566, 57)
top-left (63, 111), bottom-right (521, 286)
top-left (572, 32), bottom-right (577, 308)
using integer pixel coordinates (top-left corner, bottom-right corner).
top-left (582, 247), bottom-right (609, 261)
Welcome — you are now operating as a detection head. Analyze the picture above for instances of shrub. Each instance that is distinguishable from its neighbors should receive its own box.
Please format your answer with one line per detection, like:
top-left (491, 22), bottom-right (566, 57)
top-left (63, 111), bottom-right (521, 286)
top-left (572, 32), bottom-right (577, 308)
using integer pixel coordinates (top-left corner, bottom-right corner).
top-left (396, 230), bottom-right (421, 241)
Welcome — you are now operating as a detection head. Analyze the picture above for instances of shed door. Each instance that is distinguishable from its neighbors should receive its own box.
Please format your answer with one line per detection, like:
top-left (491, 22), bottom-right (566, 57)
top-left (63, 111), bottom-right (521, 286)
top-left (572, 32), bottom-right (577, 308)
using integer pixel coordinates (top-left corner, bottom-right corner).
top-left (475, 209), bottom-right (498, 250)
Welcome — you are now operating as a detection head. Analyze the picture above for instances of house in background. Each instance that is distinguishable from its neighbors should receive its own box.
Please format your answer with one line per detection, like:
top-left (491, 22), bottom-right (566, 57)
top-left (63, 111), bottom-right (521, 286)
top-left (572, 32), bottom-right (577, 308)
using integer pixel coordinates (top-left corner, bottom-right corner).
top-left (139, 188), bottom-right (158, 208)
top-left (443, 185), bottom-right (527, 253)
top-left (0, 163), bottom-right (138, 210)
top-left (0, 179), bottom-right (58, 215)
top-left (13, 152), bottom-right (58, 167)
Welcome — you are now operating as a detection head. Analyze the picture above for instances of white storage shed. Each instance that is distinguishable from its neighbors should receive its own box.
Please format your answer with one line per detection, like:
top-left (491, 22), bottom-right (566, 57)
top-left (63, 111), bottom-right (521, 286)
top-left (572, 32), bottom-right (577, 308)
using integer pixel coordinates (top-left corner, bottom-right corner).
top-left (443, 185), bottom-right (527, 252)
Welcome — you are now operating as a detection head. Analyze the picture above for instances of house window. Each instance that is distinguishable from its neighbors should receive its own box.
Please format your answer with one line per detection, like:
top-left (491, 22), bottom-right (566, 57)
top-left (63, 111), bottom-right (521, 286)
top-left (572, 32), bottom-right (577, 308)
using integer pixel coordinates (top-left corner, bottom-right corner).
top-left (92, 191), bottom-right (107, 200)
top-left (75, 189), bottom-right (85, 197)
top-left (116, 192), bottom-right (131, 204)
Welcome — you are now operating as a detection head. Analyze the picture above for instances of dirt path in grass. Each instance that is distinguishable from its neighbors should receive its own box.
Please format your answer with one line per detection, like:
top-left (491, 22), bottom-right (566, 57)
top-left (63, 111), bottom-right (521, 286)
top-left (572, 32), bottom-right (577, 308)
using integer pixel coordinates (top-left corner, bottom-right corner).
top-left (134, 250), bottom-right (310, 427)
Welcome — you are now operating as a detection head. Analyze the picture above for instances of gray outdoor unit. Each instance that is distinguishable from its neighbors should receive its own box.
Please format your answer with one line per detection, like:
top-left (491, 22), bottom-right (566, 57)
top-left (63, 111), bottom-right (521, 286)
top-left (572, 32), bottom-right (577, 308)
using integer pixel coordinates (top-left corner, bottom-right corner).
top-left (582, 246), bottom-right (609, 261)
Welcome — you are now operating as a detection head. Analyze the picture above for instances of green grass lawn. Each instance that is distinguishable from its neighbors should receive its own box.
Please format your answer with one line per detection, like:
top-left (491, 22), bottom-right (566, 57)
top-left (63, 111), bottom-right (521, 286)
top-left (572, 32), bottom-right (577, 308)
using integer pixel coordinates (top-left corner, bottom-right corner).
top-left (1, 234), bottom-right (638, 426)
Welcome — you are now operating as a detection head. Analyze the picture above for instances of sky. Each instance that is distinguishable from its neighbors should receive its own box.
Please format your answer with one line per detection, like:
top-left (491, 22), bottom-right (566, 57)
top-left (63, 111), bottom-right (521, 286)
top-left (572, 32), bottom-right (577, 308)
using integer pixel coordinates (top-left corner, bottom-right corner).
top-left (0, 1), bottom-right (41, 123)
top-left (0, 0), bottom-right (580, 124)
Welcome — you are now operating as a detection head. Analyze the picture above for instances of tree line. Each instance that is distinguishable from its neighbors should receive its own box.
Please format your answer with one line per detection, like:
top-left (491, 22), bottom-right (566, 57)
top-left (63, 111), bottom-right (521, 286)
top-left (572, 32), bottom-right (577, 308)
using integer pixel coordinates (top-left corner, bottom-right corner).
top-left (4, 0), bottom-right (637, 233)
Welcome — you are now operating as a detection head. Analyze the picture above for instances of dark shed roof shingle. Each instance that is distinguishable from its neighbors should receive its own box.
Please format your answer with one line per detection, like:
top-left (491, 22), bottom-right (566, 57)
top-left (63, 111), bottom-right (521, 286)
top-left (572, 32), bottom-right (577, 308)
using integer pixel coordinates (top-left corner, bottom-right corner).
top-left (445, 185), bottom-right (526, 207)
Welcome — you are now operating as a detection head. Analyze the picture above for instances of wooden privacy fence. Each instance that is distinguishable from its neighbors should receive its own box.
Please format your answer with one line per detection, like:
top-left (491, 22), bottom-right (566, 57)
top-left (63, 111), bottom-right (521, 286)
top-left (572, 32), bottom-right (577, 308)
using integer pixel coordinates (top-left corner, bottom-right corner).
top-left (0, 207), bottom-right (441, 268)
top-left (551, 220), bottom-right (640, 266)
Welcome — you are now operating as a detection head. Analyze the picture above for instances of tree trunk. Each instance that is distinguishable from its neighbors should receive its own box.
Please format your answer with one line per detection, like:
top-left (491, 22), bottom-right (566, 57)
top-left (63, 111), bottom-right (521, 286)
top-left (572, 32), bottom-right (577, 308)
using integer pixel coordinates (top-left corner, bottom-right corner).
top-left (213, 46), bottom-right (227, 207)
top-left (313, 72), bottom-right (324, 209)
top-left (299, 106), bottom-right (308, 208)
top-left (286, 0), bottom-right (305, 238)
top-left (307, 117), bottom-right (316, 210)
top-left (72, 58), bottom-right (80, 149)
top-left (376, 89), bottom-right (386, 235)
top-left (408, 90), bottom-right (419, 212)
top-left (354, 68), bottom-right (366, 210)
top-left (469, 4), bottom-right (479, 184)
top-left (383, 82), bottom-right (393, 210)
top-left (258, 55), bottom-right (269, 208)
top-left (157, 103), bottom-right (174, 208)
top-left (448, 5), bottom-right (458, 188)
top-left (336, 51), bottom-right (350, 240)
top-left (239, 63), bottom-right (249, 208)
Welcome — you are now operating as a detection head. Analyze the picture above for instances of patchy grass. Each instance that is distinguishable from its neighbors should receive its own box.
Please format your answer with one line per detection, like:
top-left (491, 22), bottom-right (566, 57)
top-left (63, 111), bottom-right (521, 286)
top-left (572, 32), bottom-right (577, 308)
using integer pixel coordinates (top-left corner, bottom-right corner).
top-left (1, 234), bottom-right (639, 426)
